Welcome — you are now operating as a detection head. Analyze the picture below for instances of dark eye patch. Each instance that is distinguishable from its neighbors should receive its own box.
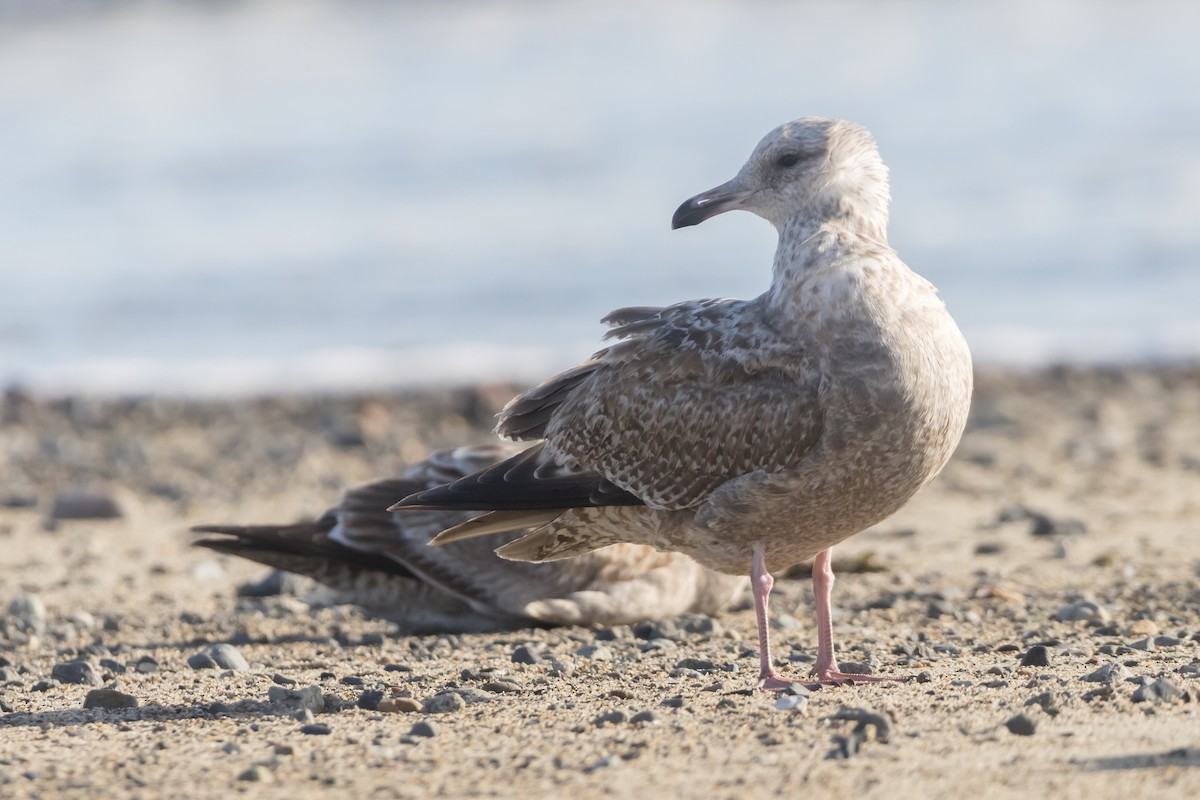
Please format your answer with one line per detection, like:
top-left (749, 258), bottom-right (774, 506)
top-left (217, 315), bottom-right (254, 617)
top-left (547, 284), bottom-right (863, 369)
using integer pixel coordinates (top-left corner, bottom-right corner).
top-left (775, 152), bottom-right (803, 168)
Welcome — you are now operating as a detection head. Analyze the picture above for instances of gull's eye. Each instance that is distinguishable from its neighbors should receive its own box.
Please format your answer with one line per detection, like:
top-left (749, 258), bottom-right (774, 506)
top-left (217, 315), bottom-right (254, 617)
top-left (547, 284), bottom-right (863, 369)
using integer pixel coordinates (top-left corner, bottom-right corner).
top-left (776, 153), bottom-right (802, 168)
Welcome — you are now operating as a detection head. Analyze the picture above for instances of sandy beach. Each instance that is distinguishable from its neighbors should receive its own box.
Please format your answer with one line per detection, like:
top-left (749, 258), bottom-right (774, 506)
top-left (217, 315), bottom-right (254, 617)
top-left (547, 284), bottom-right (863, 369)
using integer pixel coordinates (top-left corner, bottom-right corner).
top-left (2, 365), bottom-right (1199, 799)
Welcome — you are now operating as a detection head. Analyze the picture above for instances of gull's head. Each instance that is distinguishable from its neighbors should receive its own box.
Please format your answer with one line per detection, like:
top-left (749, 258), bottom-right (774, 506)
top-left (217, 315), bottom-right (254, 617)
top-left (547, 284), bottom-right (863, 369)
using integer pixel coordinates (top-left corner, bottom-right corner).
top-left (671, 117), bottom-right (891, 236)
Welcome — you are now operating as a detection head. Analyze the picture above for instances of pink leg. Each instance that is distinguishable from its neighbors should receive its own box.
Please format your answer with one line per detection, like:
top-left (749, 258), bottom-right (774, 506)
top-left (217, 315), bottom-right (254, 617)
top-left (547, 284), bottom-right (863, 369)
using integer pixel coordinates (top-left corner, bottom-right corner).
top-left (754, 545), bottom-right (905, 691)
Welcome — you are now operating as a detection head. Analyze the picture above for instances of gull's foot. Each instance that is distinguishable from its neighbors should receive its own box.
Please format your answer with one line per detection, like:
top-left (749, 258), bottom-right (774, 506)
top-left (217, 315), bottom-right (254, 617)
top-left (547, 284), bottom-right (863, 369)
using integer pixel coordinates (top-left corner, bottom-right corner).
top-left (757, 669), bottom-right (912, 691)
top-left (811, 666), bottom-right (914, 685)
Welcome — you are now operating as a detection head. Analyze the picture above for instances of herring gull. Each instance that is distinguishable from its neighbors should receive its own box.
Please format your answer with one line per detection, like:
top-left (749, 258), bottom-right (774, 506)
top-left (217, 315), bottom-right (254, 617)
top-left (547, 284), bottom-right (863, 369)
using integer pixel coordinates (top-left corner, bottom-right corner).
top-left (193, 445), bottom-right (745, 633)
top-left (391, 117), bottom-right (973, 689)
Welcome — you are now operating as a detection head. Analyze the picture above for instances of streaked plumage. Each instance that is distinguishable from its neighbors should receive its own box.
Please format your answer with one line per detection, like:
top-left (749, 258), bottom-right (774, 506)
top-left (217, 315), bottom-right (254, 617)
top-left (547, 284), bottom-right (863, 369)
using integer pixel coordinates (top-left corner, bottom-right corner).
top-left (393, 118), bottom-right (973, 688)
top-left (194, 445), bottom-right (745, 633)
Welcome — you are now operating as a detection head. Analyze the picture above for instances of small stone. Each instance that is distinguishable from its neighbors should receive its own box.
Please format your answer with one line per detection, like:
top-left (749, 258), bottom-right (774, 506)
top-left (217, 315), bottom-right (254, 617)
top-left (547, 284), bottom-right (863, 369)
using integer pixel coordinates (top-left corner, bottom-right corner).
top-left (1129, 637), bottom-right (1157, 652)
top-left (340, 675), bottom-right (364, 686)
top-left (51, 661), bottom-right (102, 686)
top-left (7, 593), bottom-right (47, 634)
top-left (673, 658), bottom-right (720, 673)
top-left (267, 686), bottom-right (289, 704)
top-left (1004, 713), bottom-right (1037, 736)
top-left (1082, 663), bottom-right (1131, 684)
top-left (134, 656), bottom-right (159, 674)
top-left (661, 695), bottom-right (685, 708)
top-left (49, 490), bottom-right (123, 520)
top-left (773, 694), bottom-right (808, 712)
top-left (1053, 600), bottom-right (1110, 623)
top-left (357, 690), bottom-right (385, 711)
top-left (409, 721), bottom-right (436, 738)
top-left (377, 697), bottom-right (422, 714)
top-left (1020, 646), bottom-right (1051, 667)
top-left (629, 710), bottom-right (661, 724)
top-left (98, 658), bottom-right (126, 675)
top-left (576, 645), bottom-right (613, 661)
top-left (549, 660), bottom-right (575, 677)
top-left (482, 680), bottom-right (522, 693)
top-left (511, 645), bottom-right (544, 665)
top-left (187, 652), bottom-right (219, 670)
top-left (299, 723), bottom-right (332, 735)
top-left (294, 686), bottom-right (325, 714)
top-left (1132, 678), bottom-right (1187, 705)
top-left (83, 687), bottom-right (138, 710)
top-left (237, 765), bottom-right (274, 783)
top-left (205, 644), bottom-right (250, 671)
top-left (1153, 636), bottom-right (1183, 648)
top-left (422, 693), bottom-right (466, 714)
top-left (594, 710), bottom-right (628, 726)
top-left (1029, 513), bottom-right (1086, 537)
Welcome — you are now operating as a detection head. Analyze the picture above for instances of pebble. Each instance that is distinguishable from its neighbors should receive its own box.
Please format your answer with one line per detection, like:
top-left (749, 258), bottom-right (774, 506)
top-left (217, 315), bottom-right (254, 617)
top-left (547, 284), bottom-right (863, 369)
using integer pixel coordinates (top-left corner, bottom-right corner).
top-left (134, 656), bottom-right (159, 674)
top-left (482, 680), bottom-right (522, 693)
top-left (1132, 678), bottom-right (1187, 705)
top-left (409, 721), bottom-right (437, 738)
top-left (673, 658), bottom-right (720, 673)
top-left (1020, 646), bottom-right (1051, 667)
top-left (377, 697), bottom-right (422, 714)
top-left (511, 645), bottom-right (544, 665)
top-left (299, 723), bottom-right (332, 736)
top-left (1004, 713), bottom-right (1037, 736)
top-left (1082, 663), bottom-right (1131, 684)
top-left (207, 644), bottom-right (250, 671)
top-left (1053, 600), bottom-right (1110, 623)
top-left (99, 658), bottom-right (126, 675)
top-left (7, 593), bottom-right (47, 634)
top-left (51, 661), bottom-right (102, 686)
top-left (237, 766), bottom-right (274, 783)
top-left (661, 695), bottom-right (685, 709)
top-left (49, 490), bottom-right (123, 520)
top-left (422, 693), bottom-right (466, 714)
top-left (575, 645), bottom-right (613, 661)
top-left (357, 690), bottom-right (385, 710)
top-left (773, 694), bottom-right (809, 712)
top-left (83, 687), bottom-right (138, 710)
top-left (630, 710), bottom-right (661, 724)
top-left (1127, 619), bottom-right (1159, 636)
top-left (594, 710), bottom-right (628, 727)
top-left (268, 685), bottom-right (326, 714)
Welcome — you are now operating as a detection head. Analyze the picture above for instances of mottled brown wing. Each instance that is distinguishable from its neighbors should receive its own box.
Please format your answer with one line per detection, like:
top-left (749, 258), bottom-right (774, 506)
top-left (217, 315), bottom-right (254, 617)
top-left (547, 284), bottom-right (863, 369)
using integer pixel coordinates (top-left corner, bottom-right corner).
top-left (499, 298), bottom-right (825, 510)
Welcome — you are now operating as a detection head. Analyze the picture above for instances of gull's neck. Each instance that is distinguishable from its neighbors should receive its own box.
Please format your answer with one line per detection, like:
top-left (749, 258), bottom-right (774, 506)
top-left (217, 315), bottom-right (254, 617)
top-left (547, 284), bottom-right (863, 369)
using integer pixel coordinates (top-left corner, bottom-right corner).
top-left (766, 210), bottom-right (893, 320)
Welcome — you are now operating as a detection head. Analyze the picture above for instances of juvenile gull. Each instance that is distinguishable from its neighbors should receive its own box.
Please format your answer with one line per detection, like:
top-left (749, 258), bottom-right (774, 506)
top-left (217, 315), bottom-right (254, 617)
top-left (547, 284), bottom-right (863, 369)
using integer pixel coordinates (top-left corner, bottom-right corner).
top-left (392, 117), bottom-right (973, 688)
top-left (193, 445), bottom-right (744, 633)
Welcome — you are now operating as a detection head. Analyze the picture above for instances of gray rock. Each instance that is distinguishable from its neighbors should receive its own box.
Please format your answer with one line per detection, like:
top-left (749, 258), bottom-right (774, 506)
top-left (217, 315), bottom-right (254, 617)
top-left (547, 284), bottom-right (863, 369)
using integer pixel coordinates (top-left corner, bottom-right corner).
top-left (673, 658), bottom-right (720, 673)
top-left (206, 644), bottom-right (250, 671)
top-left (422, 693), bottom-right (466, 714)
top-left (187, 652), bottom-right (219, 670)
top-left (134, 656), bottom-right (159, 674)
top-left (1132, 678), bottom-right (1187, 705)
top-left (481, 680), bottom-right (522, 693)
top-left (1053, 600), bottom-right (1110, 623)
top-left (299, 723), bottom-right (331, 735)
top-left (511, 645), bottom-right (544, 665)
top-left (630, 710), bottom-right (661, 724)
top-left (773, 694), bottom-right (809, 712)
top-left (237, 766), bottom-right (274, 783)
top-left (409, 721), bottom-right (436, 738)
top-left (1004, 713), bottom-right (1037, 736)
top-left (83, 687), bottom-right (138, 710)
top-left (7, 593), bottom-right (46, 634)
top-left (594, 710), bottom-right (628, 726)
top-left (575, 645), bottom-right (613, 661)
top-left (1082, 663), bottom-right (1131, 684)
top-left (51, 661), bottom-right (102, 686)
top-left (49, 490), bottom-right (123, 520)
top-left (357, 690), bottom-right (385, 710)
top-left (1020, 645), bottom-right (1051, 667)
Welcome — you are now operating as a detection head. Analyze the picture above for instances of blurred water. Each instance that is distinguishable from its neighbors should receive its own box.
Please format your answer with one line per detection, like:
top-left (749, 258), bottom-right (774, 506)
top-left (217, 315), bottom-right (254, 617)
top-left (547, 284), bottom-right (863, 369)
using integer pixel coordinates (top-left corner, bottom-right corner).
top-left (1, 0), bottom-right (1198, 394)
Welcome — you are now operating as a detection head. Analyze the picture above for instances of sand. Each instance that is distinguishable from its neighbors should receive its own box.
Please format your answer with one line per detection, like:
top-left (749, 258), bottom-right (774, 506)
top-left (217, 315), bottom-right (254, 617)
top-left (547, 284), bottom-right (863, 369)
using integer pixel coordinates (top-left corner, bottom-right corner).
top-left (1, 365), bottom-right (1199, 799)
